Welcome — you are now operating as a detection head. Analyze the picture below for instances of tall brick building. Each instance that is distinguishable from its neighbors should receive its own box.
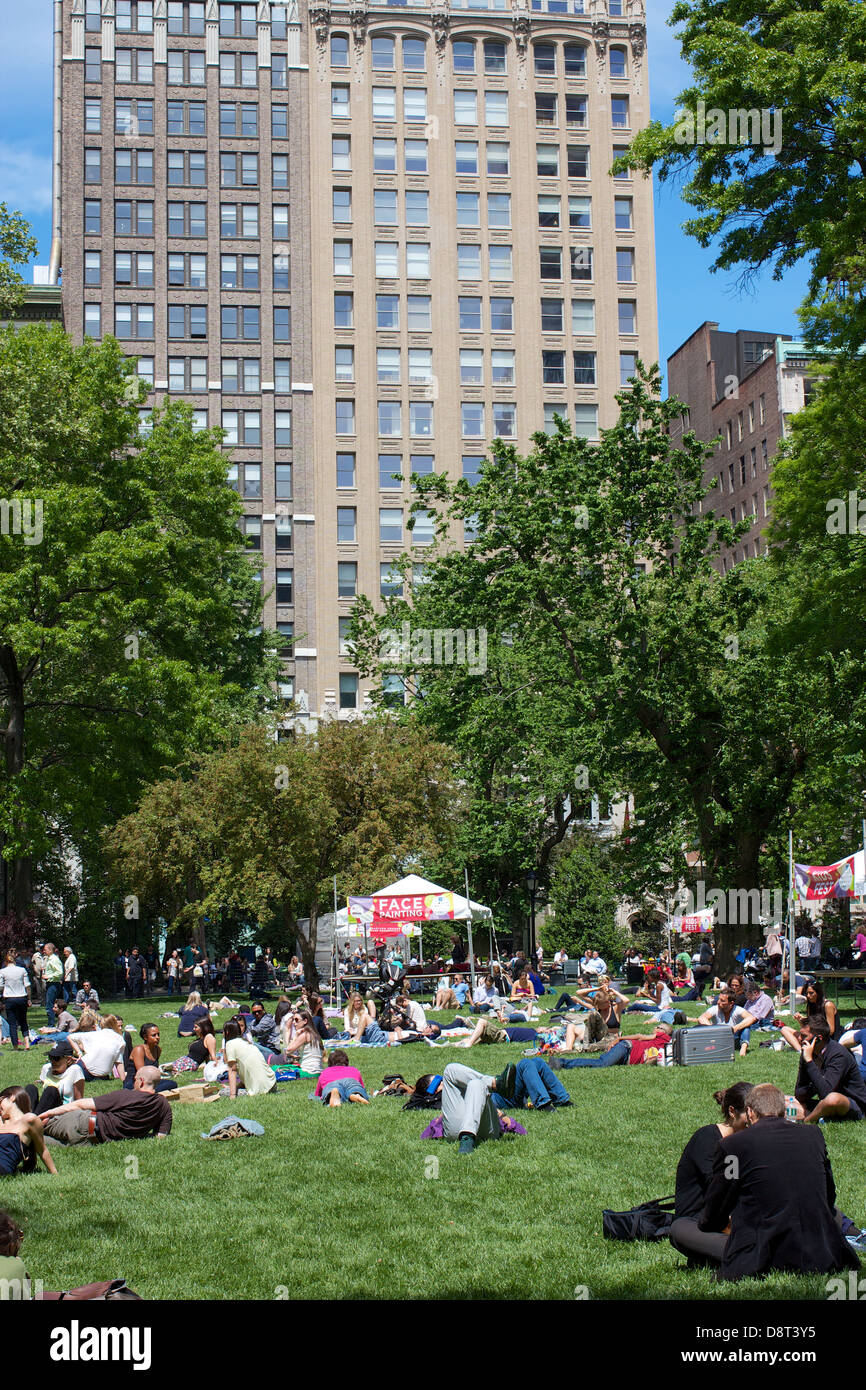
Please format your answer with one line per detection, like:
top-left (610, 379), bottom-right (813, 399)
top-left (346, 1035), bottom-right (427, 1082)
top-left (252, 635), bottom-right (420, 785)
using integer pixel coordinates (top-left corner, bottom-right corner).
top-left (53, 0), bottom-right (658, 716)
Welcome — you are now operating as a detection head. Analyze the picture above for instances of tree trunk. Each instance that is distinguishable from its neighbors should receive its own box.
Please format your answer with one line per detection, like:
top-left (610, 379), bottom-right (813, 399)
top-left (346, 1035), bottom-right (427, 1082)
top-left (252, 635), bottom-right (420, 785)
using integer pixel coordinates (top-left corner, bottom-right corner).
top-left (712, 833), bottom-right (766, 976)
top-left (0, 647), bottom-right (33, 915)
top-left (290, 900), bottom-right (320, 993)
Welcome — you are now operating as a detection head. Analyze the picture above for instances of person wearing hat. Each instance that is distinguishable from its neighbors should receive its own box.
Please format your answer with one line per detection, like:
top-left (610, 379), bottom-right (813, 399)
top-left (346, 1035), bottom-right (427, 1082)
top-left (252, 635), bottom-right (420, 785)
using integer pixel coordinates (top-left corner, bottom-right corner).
top-left (25, 1045), bottom-right (86, 1114)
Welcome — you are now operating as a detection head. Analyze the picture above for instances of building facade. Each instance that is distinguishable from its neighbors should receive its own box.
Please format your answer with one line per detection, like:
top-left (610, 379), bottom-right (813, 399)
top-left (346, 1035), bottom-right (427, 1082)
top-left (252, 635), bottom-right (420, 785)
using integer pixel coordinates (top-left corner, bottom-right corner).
top-left (667, 323), bottom-right (814, 571)
top-left (54, 0), bottom-right (658, 717)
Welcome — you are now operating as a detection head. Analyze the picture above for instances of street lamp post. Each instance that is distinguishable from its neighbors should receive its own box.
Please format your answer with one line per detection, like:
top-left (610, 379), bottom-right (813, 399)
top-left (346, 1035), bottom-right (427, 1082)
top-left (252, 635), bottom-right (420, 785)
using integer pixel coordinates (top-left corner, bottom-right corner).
top-left (526, 870), bottom-right (538, 968)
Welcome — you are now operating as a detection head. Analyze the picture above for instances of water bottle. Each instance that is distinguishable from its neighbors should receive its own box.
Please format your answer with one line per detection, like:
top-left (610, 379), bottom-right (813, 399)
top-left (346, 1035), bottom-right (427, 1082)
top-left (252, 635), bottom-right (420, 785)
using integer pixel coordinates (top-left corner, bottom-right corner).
top-left (785, 1096), bottom-right (798, 1122)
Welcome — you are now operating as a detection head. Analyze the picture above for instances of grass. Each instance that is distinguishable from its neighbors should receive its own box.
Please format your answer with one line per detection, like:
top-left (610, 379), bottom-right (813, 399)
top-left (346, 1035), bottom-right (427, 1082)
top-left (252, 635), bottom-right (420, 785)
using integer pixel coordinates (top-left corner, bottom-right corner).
top-left (1, 991), bottom-right (865, 1300)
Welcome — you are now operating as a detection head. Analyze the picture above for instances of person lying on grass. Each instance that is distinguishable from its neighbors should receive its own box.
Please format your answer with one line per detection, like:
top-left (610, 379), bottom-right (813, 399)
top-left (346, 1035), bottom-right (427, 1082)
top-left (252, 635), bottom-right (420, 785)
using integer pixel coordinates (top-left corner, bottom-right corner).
top-left (455, 1015), bottom-right (539, 1047)
top-left (0, 1087), bottom-right (58, 1176)
top-left (697, 990), bottom-right (757, 1058)
top-left (38, 1069), bottom-right (173, 1141)
top-left (421, 1062), bottom-right (519, 1155)
top-left (557, 1024), bottom-right (674, 1068)
top-left (790, 1017), bottom-right (866, 1123)
top-left (313, 1050), bottom-right (370, 1107)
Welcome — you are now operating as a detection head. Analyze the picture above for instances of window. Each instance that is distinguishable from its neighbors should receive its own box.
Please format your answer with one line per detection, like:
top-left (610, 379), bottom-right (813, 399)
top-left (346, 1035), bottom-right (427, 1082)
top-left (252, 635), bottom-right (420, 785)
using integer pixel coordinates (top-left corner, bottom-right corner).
top-left (454, 89), bottom-right (478, 125)
top-left (404, 89), bottom-right (427, 123)
top-left (115, 200), bottom-right (153, 236)
top-left (375, 242), bottom-right (398, 277)
top-left (380, 509), bottom-right (403, 544)
top-left (574, 404), bottom-right (599, 440)
top-left (457, 192), bottom-right (480, 227)
top-left (331, 84), bottom-right (350, 118)
top-left (272, 205), bottom-right (290, 240)
top-left (333, 188), bottom-right (352, 222)
top-left (336, 452), bottom-right (356, 488)
top-left (484, 245), bottom-right (510, 281)
top-left (619, 352), bottom-right (637, 386)
top-left (405, 139), bottom-right (428, 173)
top-left (220, 52), bottom-right (258, 88)
top-left (543, 404), bottom-right (565, 434)
top-left (406, 190), bottom-right (429, 226)
top-left (569, 195), bottom-right (591, 229)
top-left (462, 455), bottom-right (483, 487)
top-left (403, 37), bottom-right (426, 71)
top-left (610, 47), bottom-right (627, 79)
top-left (378, 401), bottom-right (402, 437)
top-left (84, 148), bottom-right (101, 183)
top-left (222, 410), bottom-right (261, 446)
top-left (372, 36), bottom-right (395, 70)
top-left (273, 359), bottom-right (292, 393)
top-left (460, 348), bottom-right (483, 384)
top-left (612, 145), bottom-right (631, 180)
top-left (453, 40), bottom-right (476, 74)
top-left (272, 155), bottom-right (289, 189)
top-left (380, 564), bottom-right (403, 599)
top-left (614, 197), bottom-right (633, 231)
top-left (338, 563), bottom-right (357, 599)
top-left (542, 350), bottom-right (565, 385)
top-left (377, 347), bottom-right (400, 383)
top-left (458, 244), bottom-right (481, 279)
top-left (115, 251), bottom-right (154, 286)
top-left (272, 55), bottom-right (287, 90)
top-left (337, 507), bottom-right (357, 543)
top-left (536, 93), bottom-right (558, 127)
top-left (483, 41), bottom-right (507, 75)
top-left (116, 48), bottom-right (154, 83)
top-left (411, 511), bottom-right (435, 546)
top-left (568, 145), bottom-right (590, 179)
top-left (748, 403), bottom-right (755, 432)
top-left (373, 87), bottom-right (397, 120)
top-left (462, 402), bottom-right (484, 437)
top-left (573, 351), bottom-right (596, 386)
top-left (571, 246), bottom-right (593, 280)
top-left (611, 96), bottom-right (630, 129)
top-left (572, 299), bottom-right (596, 334)
top-left (114, 303), bottom-right (154, 340)
top-left (220, 305), bottom-right (260, 340)
top-left (275, 621), bottom-right (294, 658)
top-left (536, 144), bottom-right (559, 178)
top-left (275, 515), bottom-right (292, 556)
top-left (117, 1), bottom-right (154, 31)
top-left (487, 142), bottom-right (509, 176)
top-left (276, 569), bottom-right (294, 605)
top-left (376, 294), bottom-right (399, 330)
top-left (275, 463), bottom-right (293, 498)
top-left (339, 675), bottom-right (358, 711)
top-left (335, 346), bottom-right (355, 382)
top-left (459, 296), bottom-right (482, 332)
top-left (540, 247), bottom-right (562, 280)
top-left (221, 358), bottom-right (260, 392)
top-left (169, 99), bottom-right (206, 135)
top-left (373, 139), bottom-right (397, 173)
top-left (336, 400), bottom-right (356, 435)
top-left (116, 98), bottom-right (154, 135)
top-left (566, 95), bottom-right (587, 129)
top-left (273, 250), bottom-right (290, 290)
top-left (85, 0), bottom-right (101, 31)
top-left (334, 292), bottom-right (354, 328)
top-left (331, 34), bottom-right (349, 66)
top-left (456, 141), bottom-right (479, 176)
top-left (374, 189), bottom-right (397, 224)
top-left (166, 49), bottom-right (206, 85)
top-left (534, 43), bottom-right (556, 76)
top-left (759, 393), bottom-right (766, 425)
top-left (407, 296), bottom-right (431, 331)
top-left (167, 3), bottom-right (206, 35)
top-left (616, 248), bottom-right (635, 282)
top-left (379, 455), bottom-right (402, 489)
top-left (487, 193), bottom-right (511, 228)
top-left (219, 4), bottom-right (256, 37)
top-left (272, 104), bottom-right (288, 140)
top-left (485, 90), bottom-right (508, 126)
top-left (564, 43), bottom-right (586, 77)
top-left (541, 298), bottom-right (564, 332)
top-left (84, 304), bottom-right (101, 338)
top-left (169, 151), bottom-right (206, 186)
top-left (750, 445), bottom-right (757, 476)
top-left (334, 241), bottom-right (353, 275)
top-left (406, 243), bottom-right (430, 278)
top-left (85, 98), bottom-right (102, 133)
top-left (167, 201), bottom-right (206, 236)
top-left (492, 403), bottom-right (515, 438)
top-left (273, 307), bottom-right (290, 342)
top-left (220, 203), bottom-right (259, 237)
top-left (84, 251), bottom-right (101, 286)
top-left (493, 350), bottom-right (515, 385)
top-left (609, 0), bottom-right (624, 14)
top-left (538, 195), bottom-right (561, 229)
top-left (84, 47), bottom-right (102, 82)
top-left (411, 454), bottom-right (434, 478)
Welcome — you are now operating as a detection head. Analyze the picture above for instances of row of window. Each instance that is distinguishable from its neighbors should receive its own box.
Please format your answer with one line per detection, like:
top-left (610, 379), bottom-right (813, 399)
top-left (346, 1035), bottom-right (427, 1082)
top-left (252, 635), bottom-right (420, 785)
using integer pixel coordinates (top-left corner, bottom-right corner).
top-left (328, 34), bottom-right (629, 81)
top-left (84, 302), bottom-right (291, 341)
top-left (334, 401), bottom-right (603, 442)
top-left (86, 250), bottom-right (288, 290)
top-left (83, 199), bottom-right (289, 238)
top-left (84, 2), bottom-right (292, 37)
top-left (85, 148), bottom-right (291, 189)
top-left (84, 48), bottom-right (292, 88)
top-left (330, 82), bottom-right (631, 129)
top-left (717, 442), bottom-right (770, 493)
top-left (86, 99), bottom-right (287, 139)
top-left (724, 394), bottom-right (768, 444)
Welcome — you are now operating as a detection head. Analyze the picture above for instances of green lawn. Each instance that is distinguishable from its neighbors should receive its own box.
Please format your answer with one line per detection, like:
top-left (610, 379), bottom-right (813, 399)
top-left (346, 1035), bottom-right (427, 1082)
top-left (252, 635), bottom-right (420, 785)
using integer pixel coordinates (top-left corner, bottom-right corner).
top-left (2, 993), bottom-right (864, 1300)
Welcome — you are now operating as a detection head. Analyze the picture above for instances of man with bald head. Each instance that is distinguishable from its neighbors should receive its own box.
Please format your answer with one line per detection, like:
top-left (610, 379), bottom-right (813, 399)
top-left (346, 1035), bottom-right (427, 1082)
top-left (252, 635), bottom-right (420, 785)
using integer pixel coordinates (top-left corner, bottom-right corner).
top-left (39, 1073), bottom-right (173, 1144)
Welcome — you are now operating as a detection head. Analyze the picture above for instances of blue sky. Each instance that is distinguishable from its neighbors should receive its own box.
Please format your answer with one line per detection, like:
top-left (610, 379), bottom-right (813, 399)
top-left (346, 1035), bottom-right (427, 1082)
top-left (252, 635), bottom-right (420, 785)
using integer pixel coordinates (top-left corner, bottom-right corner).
top-left (0, 0), bottom-right (811, 379)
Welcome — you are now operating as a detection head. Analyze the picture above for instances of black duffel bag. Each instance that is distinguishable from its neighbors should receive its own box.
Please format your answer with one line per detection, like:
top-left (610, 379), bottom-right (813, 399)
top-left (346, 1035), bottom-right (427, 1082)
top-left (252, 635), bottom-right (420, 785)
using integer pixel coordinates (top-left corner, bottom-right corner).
top-left (602, 1196), bottom-right (676, 1242)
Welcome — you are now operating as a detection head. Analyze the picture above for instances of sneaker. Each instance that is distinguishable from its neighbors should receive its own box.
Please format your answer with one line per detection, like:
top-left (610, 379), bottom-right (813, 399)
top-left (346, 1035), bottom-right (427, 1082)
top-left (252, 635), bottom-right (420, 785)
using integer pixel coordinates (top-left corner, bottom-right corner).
top-left (458, 1135), bottom-right (476, 1156)
top-left (846, 1231), bottom-right (866, 1251)
top-left (493, 1063), bottom-right (517, 1101)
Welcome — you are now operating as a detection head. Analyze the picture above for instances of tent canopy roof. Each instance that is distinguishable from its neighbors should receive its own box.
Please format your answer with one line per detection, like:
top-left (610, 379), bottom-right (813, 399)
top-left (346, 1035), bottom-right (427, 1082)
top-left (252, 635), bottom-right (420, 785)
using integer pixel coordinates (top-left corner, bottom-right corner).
top-left (333, 873), bottom-right (492, 935)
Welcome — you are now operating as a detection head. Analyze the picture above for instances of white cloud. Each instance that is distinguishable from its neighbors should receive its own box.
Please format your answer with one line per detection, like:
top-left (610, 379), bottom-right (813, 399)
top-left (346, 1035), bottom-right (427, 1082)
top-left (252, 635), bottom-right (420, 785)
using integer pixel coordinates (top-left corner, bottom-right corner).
top-left (0, 143), bottom-right (52, 215)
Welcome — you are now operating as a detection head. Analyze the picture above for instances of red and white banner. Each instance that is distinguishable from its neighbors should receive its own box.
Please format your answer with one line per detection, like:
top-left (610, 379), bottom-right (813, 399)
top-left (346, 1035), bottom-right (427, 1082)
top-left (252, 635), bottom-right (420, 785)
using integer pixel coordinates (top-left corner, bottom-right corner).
top-left (349, 891), bottom-right (456, 924)
top-left (671, 911), bottom-right (714, 934)
top-left (794, 855), bottom-right (857, 901)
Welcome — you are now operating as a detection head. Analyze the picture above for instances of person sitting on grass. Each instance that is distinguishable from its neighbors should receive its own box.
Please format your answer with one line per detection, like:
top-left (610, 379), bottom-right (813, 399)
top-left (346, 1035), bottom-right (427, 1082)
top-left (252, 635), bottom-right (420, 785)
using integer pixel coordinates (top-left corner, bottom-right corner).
top-left (68, 1014), bottom-right (126, 1080)
top-left (123, 1024), bottom-right (172, 1091)
top-left (0, 1087), bottom-right (58, 1176)
top-left (0, 1211), bottom-right (30, 1298)
top-left (671, 960), bottom-right (697, 996)
top-left (790, 1017), bottom-right (866, 1123)
top-left (342, 995), bottom-right (390, 1046)
top-left (668, 1083), bottom-right (859, 1281)
top-left (314, 1049), bottom-right (370, 1107)
top-left (626, 970), bottom-right (673, 1015)
top-left (247, 1002), bottom-right (282, 1059)
top-left (279, 1007), bottom-right (325, 1075)
top-left (558, 1024), bottom-right (674, 1068)
top-left (471, 974), bottom-right (499, 1013)
top-left (222, 1020), bottom-right (277, 1098)
top-left (697, 989), bottom-right (756, 1057)
top-left (186, 1016), bottom-right (218, 1069)
top-left (779, 979), bottom-right (839, 1051)
top-left (839, 1023), bottom-right (866, 1082)
top-left (567, 984), bottom-right (627, 1033)
top-left (38, 1072), bottom-right (173, 1142)
top-left (743, 979), bottom-right (776, 1033)
top-left (674, 1081), bottom-right (752, 1219)
top-left (177, 991), bottom-right (210, 1037)
top-left (510, 970), bottom-right (537, 1014)
top-left (432, 975), bottom-right (463, 1011)
top-left (73, 981), bottom-right (100, 1012)
top-left (31, 1046), bottom-right (86, 1112)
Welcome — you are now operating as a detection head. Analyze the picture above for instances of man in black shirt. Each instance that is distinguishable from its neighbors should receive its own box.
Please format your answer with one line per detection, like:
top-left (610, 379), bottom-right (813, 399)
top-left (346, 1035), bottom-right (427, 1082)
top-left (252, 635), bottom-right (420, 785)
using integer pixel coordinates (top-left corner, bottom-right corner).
top-left (39, 1071), bottom-right (172, 1143)
top-left (793, 1017), bottom-right (866, 1122)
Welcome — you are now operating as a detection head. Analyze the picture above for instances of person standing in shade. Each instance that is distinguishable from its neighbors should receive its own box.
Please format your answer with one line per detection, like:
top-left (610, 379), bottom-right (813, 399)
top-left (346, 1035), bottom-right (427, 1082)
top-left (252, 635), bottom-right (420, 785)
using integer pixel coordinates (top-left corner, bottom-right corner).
top-left (41, 944), bottom-right (64, 1027)
top-left (30, 947), bottom-right (45, 1006)
top-left (62, 947), bottom-right (78, 1004)
top-left (126, 946), bottom-right (146, 999)
top-left (0, 951), bottom-right (31, 1051)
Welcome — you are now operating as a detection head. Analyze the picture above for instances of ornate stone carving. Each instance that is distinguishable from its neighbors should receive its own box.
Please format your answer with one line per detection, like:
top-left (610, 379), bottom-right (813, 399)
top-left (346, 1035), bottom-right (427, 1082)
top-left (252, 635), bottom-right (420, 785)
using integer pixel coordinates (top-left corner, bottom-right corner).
top-left (349, 5), bottom-right (367, 48)
top-left (593, 19), bottom-right (609, 91)
top-left (512, 12), bottom-right (531, 56)
top-left (310, 4), bottom-right (330, 46)
top-left (431, 9), bottom-right (450, 52)
top-left (629, 22), bottom-right (645, 59)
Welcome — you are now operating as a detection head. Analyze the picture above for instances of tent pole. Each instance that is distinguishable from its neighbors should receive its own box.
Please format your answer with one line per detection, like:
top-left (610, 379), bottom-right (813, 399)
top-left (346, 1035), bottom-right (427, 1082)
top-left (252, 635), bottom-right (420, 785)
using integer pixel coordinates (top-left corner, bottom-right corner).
top-left (331, 875), bottom-right (339, 1005)
top-left (464, 867), bottom-right (476, 992)
top-left (788, 828), bottom-right (796, 1010)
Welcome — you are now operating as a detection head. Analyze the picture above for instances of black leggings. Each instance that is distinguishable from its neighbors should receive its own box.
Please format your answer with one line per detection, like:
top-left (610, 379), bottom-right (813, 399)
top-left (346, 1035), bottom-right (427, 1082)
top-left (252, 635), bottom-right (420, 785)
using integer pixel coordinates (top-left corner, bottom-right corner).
top-left (4, 997), bottom-right (29, 1047)
top-left (24, 1083), bottom-right (63, 1116)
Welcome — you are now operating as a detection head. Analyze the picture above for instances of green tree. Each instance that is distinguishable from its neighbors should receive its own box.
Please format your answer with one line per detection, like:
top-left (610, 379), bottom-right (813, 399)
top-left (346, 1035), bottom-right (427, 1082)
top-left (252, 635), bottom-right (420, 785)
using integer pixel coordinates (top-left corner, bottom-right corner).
top-left (542, 832), bottom-right (626, 966)
top-left (0, 323), bottom-right (274, 916)
top-left (105, 719), bottom-right (464, 991)
top-left (0, 205), bottom-right (37, 318)
top-left (621, 0), bottom-right (866, 353)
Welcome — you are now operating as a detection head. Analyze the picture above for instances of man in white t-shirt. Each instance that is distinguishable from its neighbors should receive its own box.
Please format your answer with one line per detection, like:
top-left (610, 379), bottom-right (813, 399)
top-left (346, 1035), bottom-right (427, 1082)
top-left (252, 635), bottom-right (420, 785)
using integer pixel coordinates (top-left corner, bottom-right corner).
top-left (397, 995), bottom-right (427, 1031)
top-left (698, 989), bottom-right (757, 1057)
top-left (223, 1020), bottom-right (277, 1098)
top-left (68, 1026), bottom-right (126, 1079)
top-left (62, 948), bottom-right (78, 1003)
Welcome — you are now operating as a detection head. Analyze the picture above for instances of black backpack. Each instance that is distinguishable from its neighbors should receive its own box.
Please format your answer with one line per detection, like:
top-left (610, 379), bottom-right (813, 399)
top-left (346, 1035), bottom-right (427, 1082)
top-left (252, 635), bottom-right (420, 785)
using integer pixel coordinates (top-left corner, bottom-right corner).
top-left (602, 1196), bottom-right (676, 1242)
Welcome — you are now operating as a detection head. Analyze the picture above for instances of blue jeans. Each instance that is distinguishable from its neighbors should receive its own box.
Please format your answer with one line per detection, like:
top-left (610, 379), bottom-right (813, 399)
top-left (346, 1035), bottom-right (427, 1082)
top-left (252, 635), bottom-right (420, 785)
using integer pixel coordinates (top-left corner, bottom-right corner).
top-left (626, 1001), bottom-right (657, 1013)
top-left (492, 1058), bottom-right (571, 1110)
top-left (320, 1080), bottom-right (369, 1103)
top-left (361, 1022), bottom-right (389, 1046)
top-left (561, 1039), bottom-right (631, 1068)
top-left (45, 981), bottom-right (64, 1026)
